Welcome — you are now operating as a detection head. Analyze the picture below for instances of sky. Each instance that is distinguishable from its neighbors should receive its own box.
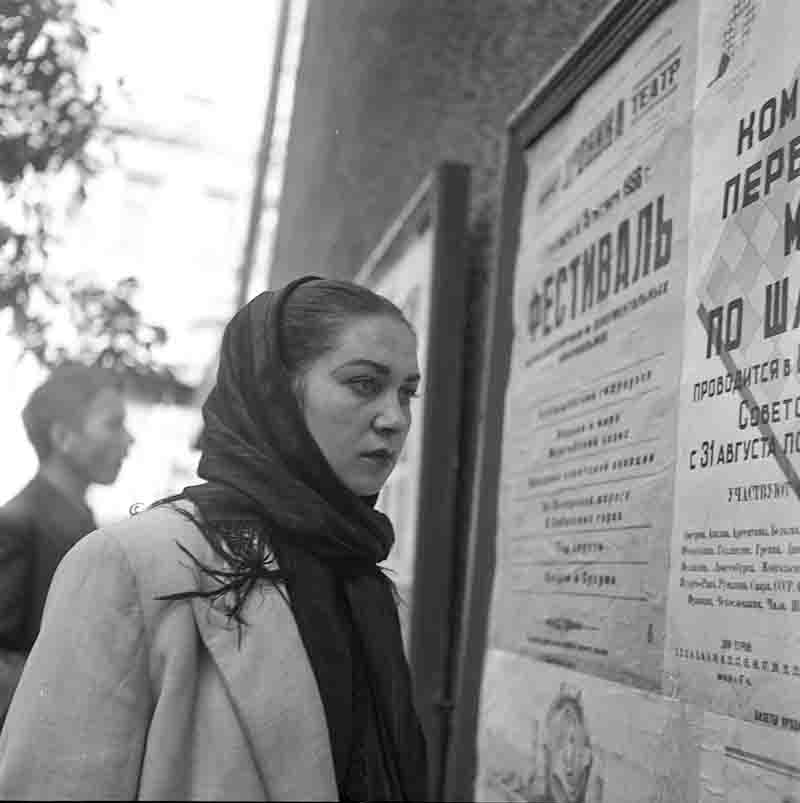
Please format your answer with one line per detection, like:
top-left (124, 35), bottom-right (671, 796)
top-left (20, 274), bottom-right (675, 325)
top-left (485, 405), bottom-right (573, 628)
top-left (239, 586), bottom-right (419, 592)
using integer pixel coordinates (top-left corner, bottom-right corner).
top-left (66, 0), bottom-right (285, 385)
top-left (0, 0), bottom-right (303, 519)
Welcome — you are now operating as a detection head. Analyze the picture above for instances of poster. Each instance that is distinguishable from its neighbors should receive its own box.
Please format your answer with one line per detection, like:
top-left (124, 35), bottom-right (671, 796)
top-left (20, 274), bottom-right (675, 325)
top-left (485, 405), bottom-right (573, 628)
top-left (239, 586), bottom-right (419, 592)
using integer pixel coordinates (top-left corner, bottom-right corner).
top-left (370, 229), bottom-right (432, 613)
top-left (489, 0), bottom-right (695, 690)
top-left (698, 712), bottom-right (800, 802)
top-left (475, 649), bottom-right (701, 803)
top-left (664, 0), bottom-right (800, 726)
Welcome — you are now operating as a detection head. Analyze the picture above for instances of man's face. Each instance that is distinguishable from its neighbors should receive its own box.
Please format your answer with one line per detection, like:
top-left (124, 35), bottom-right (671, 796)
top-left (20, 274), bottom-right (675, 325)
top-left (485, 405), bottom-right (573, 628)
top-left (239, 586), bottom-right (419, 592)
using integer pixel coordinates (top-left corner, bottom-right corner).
top-left (64, 388), bottom-right (133, 485)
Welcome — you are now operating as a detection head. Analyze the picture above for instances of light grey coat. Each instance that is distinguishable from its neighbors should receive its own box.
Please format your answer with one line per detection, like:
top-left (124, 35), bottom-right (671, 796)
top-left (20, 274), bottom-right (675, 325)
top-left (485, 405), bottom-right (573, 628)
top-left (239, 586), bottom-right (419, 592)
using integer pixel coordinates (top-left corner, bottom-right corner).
top-left (0, 504), bottom-right (338, 800)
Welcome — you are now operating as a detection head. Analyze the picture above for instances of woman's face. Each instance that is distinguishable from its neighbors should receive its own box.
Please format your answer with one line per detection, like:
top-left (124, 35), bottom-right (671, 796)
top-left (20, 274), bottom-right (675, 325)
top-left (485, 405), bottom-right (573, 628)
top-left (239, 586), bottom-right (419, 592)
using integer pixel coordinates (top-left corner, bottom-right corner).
top-left (299, 314), bottom-right (420, 496)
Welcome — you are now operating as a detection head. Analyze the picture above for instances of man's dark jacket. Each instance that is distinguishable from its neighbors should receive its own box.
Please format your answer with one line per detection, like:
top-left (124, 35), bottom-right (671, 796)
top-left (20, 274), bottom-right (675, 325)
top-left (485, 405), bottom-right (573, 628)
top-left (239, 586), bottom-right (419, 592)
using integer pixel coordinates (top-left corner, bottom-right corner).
top-left (0, 473), bottom-right (96, 688)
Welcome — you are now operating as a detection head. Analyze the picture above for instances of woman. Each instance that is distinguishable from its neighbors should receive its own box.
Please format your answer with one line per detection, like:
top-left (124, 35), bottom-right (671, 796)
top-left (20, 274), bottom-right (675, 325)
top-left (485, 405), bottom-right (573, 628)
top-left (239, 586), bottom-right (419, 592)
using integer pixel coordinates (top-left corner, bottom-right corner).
top-left (0, 276), bottom-right (428, 801)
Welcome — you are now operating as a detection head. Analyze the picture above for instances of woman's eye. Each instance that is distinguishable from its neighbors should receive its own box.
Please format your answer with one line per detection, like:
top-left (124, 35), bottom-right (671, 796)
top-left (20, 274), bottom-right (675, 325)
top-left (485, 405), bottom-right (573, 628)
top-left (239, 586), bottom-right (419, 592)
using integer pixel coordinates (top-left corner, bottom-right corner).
top-left (348, 377), bottom-right (381, 396)
top-left (400, 386), bottom-right (419, 403)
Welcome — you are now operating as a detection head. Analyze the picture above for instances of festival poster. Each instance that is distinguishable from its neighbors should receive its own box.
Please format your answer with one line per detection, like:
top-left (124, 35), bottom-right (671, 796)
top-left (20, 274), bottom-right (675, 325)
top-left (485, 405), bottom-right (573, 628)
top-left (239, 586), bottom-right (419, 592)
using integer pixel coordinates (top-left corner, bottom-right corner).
top-left (697, 711), bottom-right (800, 802)
top-left (475, 649), bottom-right (702, 803)
top-left (488, 0), bottom-right (696, 690)
top-left (370, 229), bottom-right (432, 621)
top-left (664, 0), bottom-right (800, 726)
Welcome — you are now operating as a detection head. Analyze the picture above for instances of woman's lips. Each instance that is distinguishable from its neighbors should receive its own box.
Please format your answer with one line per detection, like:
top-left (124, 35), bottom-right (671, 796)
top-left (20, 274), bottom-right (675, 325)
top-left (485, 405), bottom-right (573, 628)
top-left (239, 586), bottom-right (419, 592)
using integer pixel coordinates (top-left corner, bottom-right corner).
top-left (360, 448), bottom-right (394, 466)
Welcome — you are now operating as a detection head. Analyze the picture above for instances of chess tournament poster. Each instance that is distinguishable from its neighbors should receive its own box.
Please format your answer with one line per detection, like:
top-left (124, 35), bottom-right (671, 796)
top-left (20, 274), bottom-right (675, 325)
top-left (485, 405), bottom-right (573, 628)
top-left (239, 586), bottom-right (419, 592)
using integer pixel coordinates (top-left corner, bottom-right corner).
top-left (665, 0), bottom-right (800, 725)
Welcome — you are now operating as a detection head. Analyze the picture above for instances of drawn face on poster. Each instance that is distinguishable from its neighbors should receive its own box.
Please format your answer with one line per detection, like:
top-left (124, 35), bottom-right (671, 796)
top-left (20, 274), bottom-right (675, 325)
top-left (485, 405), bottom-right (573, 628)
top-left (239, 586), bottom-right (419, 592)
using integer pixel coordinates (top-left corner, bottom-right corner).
top-left (474, 651), bottom-right (711, 803)
top-left (543, 688), bottom-right (594, 803)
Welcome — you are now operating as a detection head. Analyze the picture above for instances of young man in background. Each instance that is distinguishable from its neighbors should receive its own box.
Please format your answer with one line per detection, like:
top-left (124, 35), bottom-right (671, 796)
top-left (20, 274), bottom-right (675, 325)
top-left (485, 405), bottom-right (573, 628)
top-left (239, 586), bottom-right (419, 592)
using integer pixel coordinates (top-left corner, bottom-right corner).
top-left (0, 365), bottom-right (133, 721)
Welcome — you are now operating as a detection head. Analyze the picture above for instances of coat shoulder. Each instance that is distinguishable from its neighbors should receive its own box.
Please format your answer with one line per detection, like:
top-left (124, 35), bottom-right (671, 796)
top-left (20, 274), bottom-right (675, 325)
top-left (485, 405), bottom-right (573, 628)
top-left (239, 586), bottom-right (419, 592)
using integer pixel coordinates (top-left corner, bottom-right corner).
top-left (100, 502), bottom-right (206, 555)
top-left (67, 505), bottom-right (213, 601)
top-left (83, 504), bottom-right (288, 621)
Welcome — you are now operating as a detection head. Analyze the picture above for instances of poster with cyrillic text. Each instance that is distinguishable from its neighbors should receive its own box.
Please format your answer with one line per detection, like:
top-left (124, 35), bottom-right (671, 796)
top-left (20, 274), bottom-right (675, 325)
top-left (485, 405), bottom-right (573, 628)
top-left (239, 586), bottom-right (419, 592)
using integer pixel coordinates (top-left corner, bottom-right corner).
top-left (488, 0), bottom-right (695, 691)
top-left (697, 711), bottom-right (800, 802)
top-left (665, 0), bottom-right (800, 725)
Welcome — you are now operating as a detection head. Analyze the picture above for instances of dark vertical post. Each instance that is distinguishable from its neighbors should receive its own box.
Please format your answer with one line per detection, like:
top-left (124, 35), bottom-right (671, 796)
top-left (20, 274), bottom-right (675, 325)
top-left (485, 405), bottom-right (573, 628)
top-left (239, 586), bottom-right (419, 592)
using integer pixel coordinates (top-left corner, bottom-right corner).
top-left (441, 138), bottom-right (524, 803)
top-left (407, 162), bottom-right (470, 801)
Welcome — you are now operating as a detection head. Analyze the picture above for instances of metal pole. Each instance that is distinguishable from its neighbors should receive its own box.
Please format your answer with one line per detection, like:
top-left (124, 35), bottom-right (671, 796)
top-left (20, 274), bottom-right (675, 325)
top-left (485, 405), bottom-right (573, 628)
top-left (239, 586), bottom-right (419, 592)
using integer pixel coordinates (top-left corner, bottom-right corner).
top-left (236, 0), bottom-right (291, 309)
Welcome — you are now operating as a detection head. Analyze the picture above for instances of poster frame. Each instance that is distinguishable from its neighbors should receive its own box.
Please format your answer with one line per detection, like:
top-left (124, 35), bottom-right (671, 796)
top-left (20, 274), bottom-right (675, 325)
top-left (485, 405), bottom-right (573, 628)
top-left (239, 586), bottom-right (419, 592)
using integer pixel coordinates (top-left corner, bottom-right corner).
top-left (441, 1), bottom-right (678, 800)
top-left (356, 161), bottom-right (470, 801)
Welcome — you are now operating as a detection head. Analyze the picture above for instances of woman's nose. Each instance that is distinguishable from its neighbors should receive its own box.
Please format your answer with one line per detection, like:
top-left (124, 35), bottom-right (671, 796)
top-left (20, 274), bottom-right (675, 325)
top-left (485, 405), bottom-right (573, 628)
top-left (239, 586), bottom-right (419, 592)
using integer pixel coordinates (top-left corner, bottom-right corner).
top-left (374, 393), bottom-right (408, 431)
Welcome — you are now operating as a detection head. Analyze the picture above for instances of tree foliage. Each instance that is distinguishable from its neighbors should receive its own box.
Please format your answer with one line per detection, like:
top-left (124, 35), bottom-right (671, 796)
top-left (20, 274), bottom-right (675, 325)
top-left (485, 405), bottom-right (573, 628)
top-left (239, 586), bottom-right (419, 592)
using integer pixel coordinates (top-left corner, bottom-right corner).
top-left (0, 0), bottom-right (190, 402)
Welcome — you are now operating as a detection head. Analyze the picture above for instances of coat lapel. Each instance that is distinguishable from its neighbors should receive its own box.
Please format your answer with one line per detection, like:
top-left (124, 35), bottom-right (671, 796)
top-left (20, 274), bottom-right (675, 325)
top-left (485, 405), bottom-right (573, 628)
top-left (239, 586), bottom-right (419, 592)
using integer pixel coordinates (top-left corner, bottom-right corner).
top-left (187, 542), bottom-right (337, 801)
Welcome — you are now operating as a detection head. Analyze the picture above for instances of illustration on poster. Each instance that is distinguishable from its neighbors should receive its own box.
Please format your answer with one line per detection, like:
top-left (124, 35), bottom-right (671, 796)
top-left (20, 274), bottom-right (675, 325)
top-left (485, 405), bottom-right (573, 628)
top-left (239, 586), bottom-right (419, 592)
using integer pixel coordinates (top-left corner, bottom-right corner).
top-left (538, 686), bottom-right (603, 803)
top-left (708, 0), bottom-right (757, 87)
top-left (493, 685), bottom-right (604, 803)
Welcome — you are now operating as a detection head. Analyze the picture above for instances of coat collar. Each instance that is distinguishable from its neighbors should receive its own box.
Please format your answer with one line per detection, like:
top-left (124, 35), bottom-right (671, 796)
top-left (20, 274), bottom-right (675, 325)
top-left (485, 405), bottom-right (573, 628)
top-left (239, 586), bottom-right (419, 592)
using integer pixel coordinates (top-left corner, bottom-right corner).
top-left (186, 534), bottom-right (338, 800)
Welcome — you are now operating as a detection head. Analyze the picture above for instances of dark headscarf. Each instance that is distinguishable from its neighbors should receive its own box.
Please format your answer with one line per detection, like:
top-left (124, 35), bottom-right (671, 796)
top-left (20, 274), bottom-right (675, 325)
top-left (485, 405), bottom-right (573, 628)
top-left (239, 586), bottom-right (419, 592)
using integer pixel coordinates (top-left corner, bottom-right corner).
top-left (182, 276), bottom-right (427, 801)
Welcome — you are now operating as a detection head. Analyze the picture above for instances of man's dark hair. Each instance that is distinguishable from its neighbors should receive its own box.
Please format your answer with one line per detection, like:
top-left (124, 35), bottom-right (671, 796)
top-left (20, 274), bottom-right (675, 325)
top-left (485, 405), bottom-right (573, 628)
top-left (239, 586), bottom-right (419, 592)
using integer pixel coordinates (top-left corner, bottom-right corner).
top-left (22, 364), bottom-right (122, 460)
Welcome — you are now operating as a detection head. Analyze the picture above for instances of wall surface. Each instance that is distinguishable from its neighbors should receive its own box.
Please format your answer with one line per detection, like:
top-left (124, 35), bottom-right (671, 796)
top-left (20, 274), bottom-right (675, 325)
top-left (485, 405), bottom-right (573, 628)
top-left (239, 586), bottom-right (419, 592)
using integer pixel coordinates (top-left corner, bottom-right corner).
top-left (269, 0), bottom-right (613, 290)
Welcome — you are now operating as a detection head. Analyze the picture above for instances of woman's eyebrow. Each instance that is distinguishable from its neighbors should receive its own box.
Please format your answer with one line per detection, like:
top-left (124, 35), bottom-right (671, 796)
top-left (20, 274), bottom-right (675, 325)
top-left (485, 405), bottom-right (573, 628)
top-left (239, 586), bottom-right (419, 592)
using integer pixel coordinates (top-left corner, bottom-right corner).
top-left (337, 359), bottom-right (390, 374)
top-left (335, 360), bottom-right (420, 383)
